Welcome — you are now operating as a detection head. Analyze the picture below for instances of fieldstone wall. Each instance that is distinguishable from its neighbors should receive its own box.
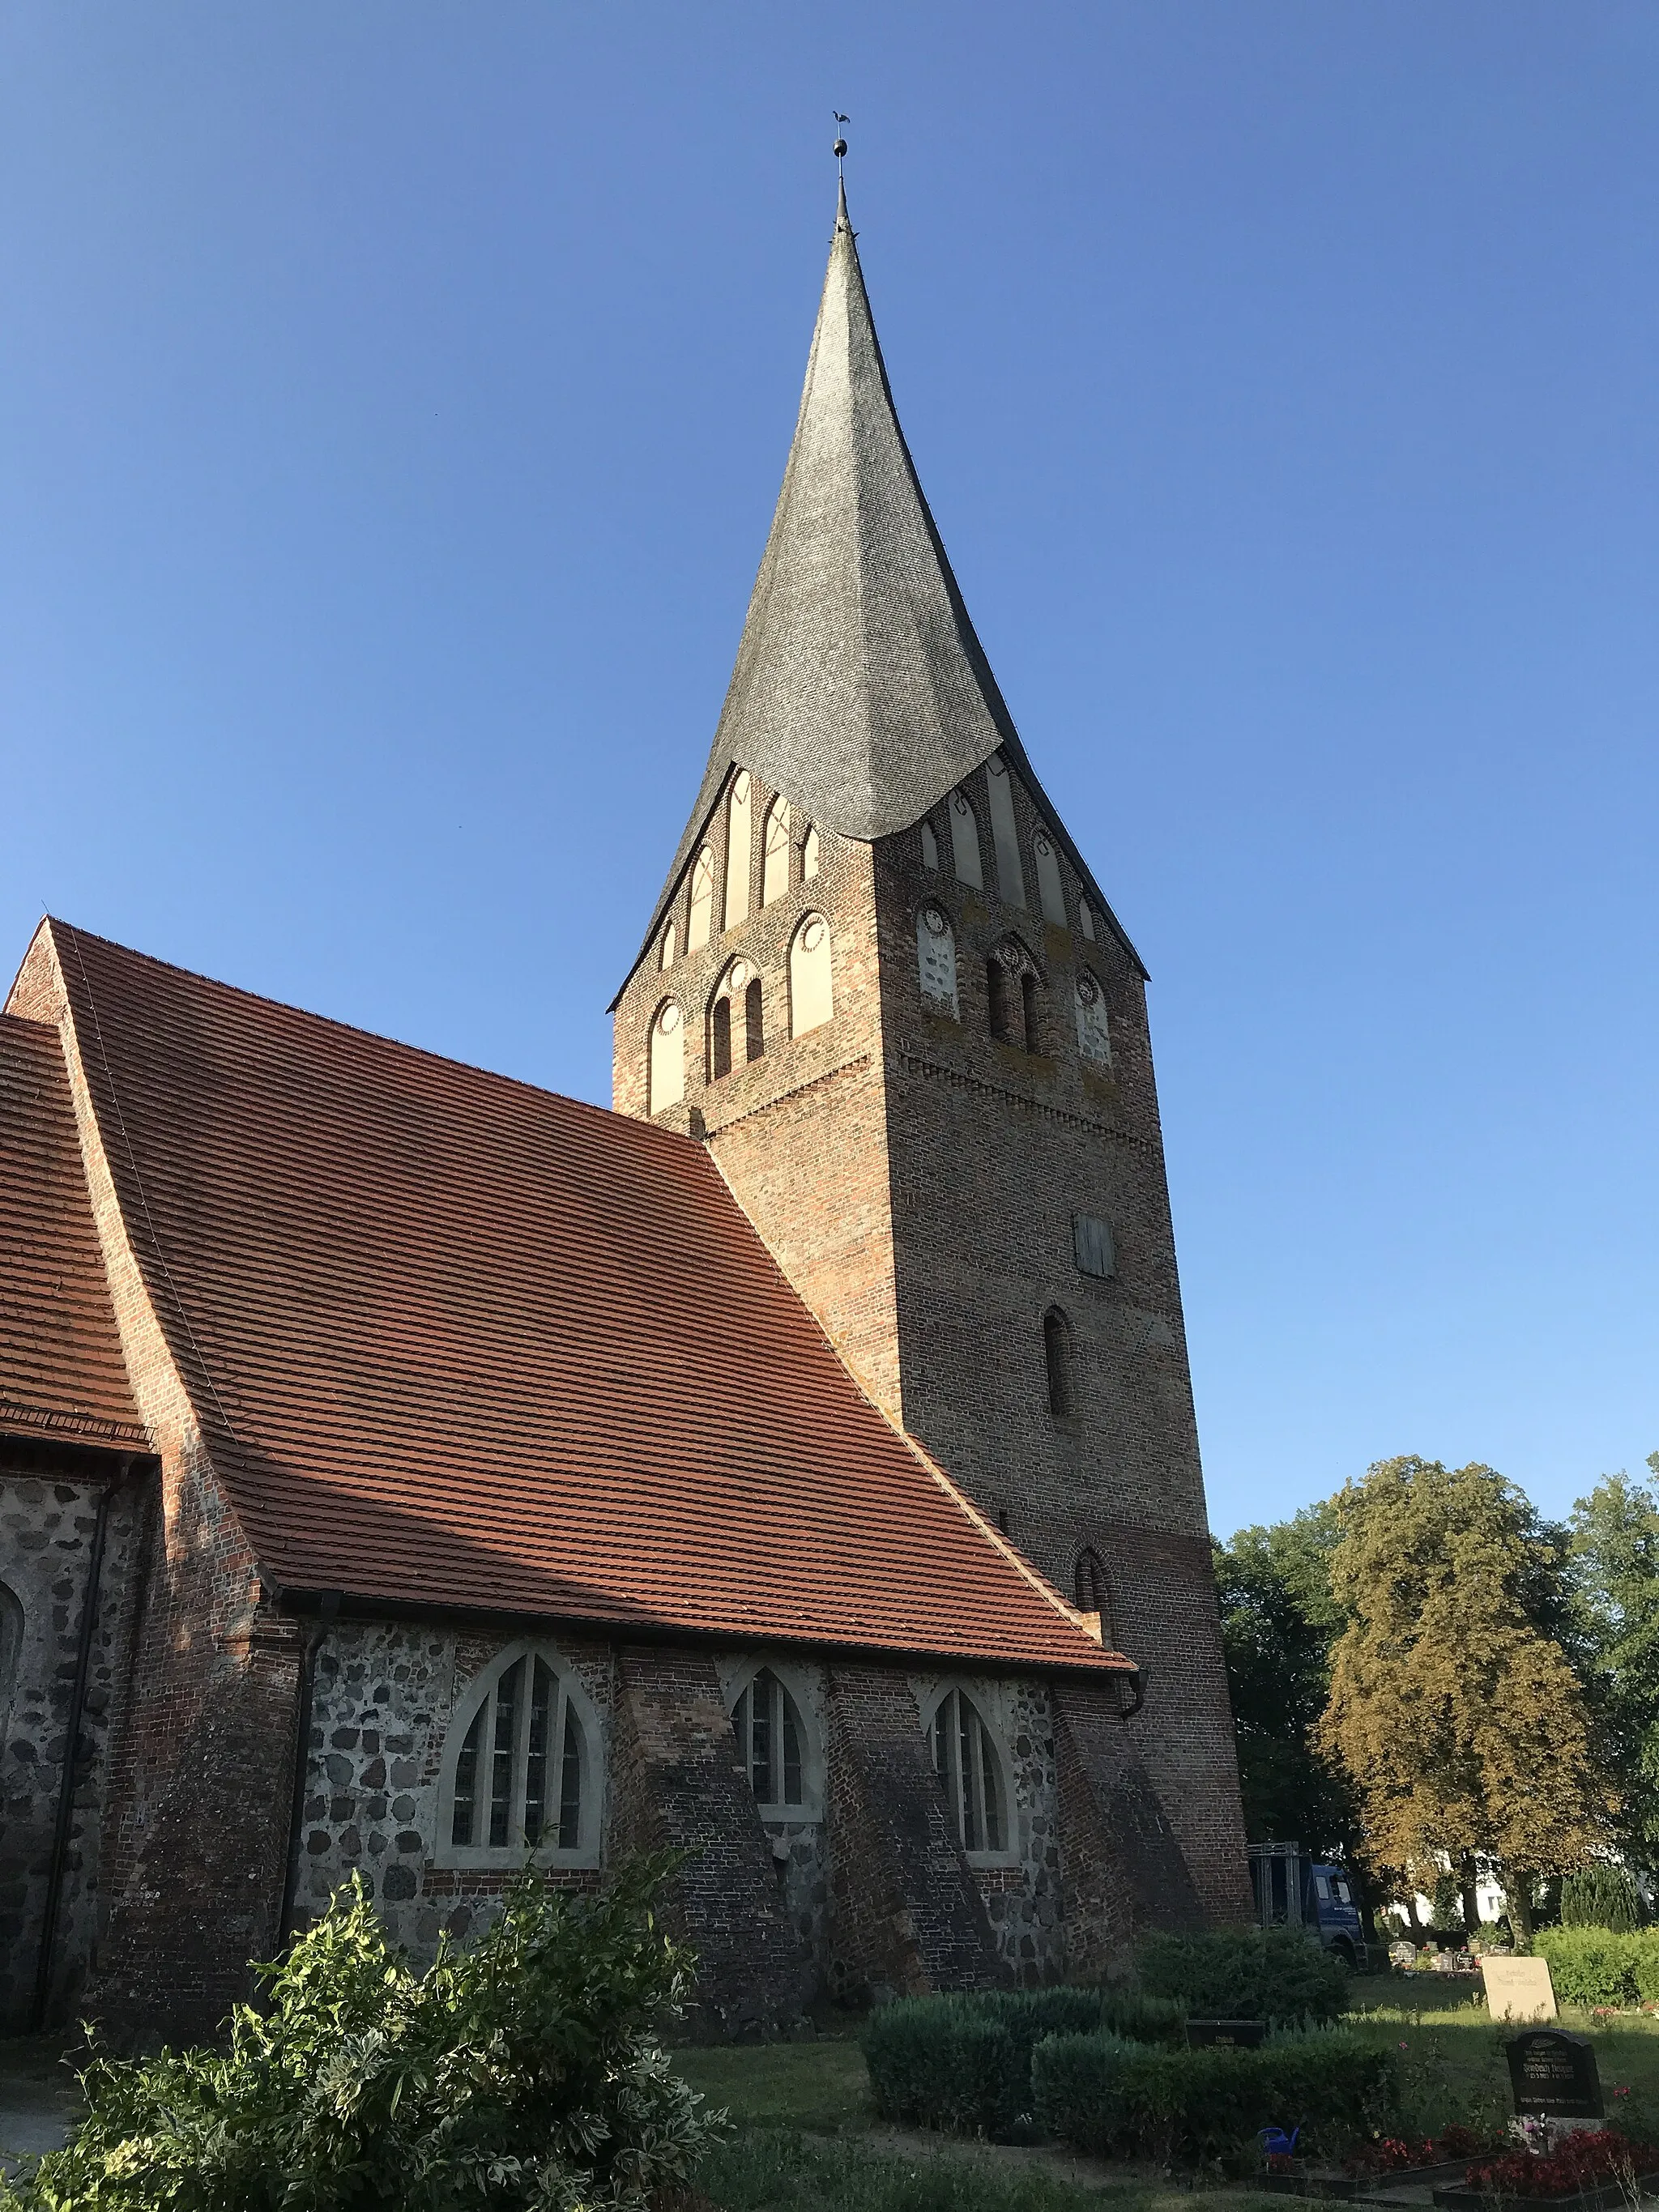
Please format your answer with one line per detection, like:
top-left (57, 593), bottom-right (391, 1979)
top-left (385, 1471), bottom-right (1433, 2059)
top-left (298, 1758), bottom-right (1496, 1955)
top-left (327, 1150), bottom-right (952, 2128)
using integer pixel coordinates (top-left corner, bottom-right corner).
top-left (0, 1447), bottom-right (147, 2034)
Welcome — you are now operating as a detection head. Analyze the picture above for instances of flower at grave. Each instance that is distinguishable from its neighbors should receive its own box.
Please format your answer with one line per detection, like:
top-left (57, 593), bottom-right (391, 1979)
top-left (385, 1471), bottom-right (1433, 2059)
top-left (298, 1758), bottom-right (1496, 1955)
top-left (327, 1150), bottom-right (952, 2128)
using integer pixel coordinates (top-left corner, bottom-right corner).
top-left (1615, 2085), bottom-right (1631, 2099)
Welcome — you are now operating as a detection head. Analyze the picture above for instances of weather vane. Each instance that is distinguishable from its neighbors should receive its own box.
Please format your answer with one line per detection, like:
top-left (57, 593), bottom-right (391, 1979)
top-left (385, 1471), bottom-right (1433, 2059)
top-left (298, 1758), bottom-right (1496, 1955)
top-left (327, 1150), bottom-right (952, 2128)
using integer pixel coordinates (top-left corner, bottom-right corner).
top-left (833, 114), bottom-right (849, 171)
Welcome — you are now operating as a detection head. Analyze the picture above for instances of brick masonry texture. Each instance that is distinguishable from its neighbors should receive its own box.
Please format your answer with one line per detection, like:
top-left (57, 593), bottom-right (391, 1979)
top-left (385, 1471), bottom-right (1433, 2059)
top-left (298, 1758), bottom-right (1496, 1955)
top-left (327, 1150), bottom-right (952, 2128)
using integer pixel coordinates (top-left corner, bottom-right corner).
top-left (614, 751), bottom-right (1253, 1937)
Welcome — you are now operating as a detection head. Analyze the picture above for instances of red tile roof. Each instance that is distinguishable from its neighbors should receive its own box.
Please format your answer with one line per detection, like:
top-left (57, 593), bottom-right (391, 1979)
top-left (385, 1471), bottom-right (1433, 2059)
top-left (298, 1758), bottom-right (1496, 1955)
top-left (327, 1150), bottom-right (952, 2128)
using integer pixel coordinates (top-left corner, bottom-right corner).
top-left (0, 1011), bottom-right (146, 1448)
top-left (21, 922), bottom-right (1120, 1673)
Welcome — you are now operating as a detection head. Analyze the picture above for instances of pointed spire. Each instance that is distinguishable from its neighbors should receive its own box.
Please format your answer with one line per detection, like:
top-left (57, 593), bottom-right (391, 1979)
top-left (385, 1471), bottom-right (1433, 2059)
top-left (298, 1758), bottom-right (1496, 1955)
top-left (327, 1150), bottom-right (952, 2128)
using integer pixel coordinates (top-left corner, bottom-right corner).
top-left (693, 181), bottom-right (1021, 847)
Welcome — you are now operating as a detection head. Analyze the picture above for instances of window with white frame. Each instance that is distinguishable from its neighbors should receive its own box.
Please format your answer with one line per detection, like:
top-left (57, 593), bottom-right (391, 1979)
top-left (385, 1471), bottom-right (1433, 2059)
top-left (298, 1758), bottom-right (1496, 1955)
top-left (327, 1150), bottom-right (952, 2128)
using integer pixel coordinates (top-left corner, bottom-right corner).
top-left (729, 1665), bottom-right (821, 1818)
top-left (439, 1647), bottom-right (599, 1865)
top-left (926, 1686), bottom-right (1009, 1856)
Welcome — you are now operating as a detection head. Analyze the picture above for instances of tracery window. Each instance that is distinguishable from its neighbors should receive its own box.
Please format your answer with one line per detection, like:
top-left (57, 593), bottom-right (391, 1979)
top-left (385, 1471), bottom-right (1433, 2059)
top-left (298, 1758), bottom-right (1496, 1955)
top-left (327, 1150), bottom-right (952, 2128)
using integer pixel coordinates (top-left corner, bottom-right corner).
top-left (648, 999), bottom-right (684, 1113)
top-left (927, 1687), bottom-right (1008, 1856)
top-left (762, 797), bottom-right (791, 906)
top-left (916, 903), bottom-right (959, 1016)
top-left (1075, 971), bottom-right (1111, 1066)
top-left (688, 848), bottom-right (715, 953)
top-left (948, 790), bottom-right (983, 889)
top-left (790, 913), bottom-right (833, 1037)
top-left (725, 772), bottom-right (753, 930)
top-left (439, 1647), bottom-right (598, 1865)
top-left (729, 1666), bottom-right (817, 1817)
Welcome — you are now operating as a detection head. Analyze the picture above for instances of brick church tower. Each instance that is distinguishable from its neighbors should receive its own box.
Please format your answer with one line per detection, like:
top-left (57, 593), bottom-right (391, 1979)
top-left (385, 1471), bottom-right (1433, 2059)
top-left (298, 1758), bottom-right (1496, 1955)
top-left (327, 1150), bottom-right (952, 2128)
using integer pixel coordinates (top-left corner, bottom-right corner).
top-left (612, 183), bottom-right (1248, 1924)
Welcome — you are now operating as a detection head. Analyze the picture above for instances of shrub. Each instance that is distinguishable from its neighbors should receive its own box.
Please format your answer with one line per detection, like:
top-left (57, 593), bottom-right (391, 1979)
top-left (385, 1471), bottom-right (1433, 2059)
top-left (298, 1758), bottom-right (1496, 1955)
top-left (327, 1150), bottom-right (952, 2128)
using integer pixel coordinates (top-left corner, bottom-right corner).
top-left (1533, 1926), bottom-right (1641, 2008)
top-left (0, 1856), bottom-right (721, 2212)
top-left (860, 1987), bottom-right (1187, 2137)
top-left (1465, 2129), bottom-right (1659, 2197)
top-left (1133, 1928), bottom-right (1349, 2025)
top-left (1032, 2025), bottom-right (1396, 2167)
top-left (1561, 1865), bottom-right (1647, 1932)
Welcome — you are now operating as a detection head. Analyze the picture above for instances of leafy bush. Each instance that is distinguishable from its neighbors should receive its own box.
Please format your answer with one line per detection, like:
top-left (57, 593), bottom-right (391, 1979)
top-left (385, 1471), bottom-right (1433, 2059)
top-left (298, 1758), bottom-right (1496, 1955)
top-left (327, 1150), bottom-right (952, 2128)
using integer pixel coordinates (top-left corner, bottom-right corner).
top-left (1465, 2129), bottom-right (1659, 2197)
top-left (0, 1856), bottom-right (721, 2212)
top-left (1133, 1927), bottom-right (1349, 2025)
top-left (1561, 1865), bottom-right (1647, 1932)
top-left (1533, 1925), bottom-right (1642, 2007)
top-left (1032, 2025), bottom-right (1396, 2166)
top-left (860, 1987), bottom-right (1187, 2137)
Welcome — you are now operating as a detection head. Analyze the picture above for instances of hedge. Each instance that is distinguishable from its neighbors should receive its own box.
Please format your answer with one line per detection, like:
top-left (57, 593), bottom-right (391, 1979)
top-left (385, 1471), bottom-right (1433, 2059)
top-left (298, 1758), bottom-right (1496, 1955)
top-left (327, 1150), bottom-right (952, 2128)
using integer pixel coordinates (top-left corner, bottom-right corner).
top-left (1561, 1865), bottom-right (1647, 1932)
top-left (1134, 1927), bottom-right (1350, 2025)
top-left (1031, 2026), bottom-right (1397, 2165)
top-left (861, 1988), bottom-right (1187, 2137)
top-left (1533, 1927), bottom-right (1659, 2008)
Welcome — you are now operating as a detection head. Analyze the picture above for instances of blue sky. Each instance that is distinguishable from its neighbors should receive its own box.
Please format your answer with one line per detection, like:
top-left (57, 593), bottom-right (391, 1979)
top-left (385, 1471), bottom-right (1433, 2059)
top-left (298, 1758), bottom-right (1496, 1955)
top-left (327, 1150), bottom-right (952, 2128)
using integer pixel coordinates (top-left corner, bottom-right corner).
top-left (4, 4), bottom-right (1655, 1537)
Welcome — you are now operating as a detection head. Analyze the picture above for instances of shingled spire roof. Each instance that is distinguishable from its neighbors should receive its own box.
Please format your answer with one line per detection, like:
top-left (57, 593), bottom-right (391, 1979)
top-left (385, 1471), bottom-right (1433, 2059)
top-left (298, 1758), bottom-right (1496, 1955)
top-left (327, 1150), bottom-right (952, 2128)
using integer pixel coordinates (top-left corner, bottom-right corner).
top-left (629, 182), bottom-right (1145, 992)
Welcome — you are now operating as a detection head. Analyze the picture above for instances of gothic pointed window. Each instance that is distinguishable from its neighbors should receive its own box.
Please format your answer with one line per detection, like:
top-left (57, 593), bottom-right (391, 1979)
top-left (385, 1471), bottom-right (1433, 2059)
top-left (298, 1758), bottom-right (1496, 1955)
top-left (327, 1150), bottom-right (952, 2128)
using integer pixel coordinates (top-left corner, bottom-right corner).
top-left (1043, 1306), bottom-right (1073, 1417)
top-left (725, 772), bottom-right (753, 931)
top-left (949, 790), bottom-right (983, 889)
top-left (802, 825), bottom-right (821, 881)
top-left (1075, 971), bottom-right (1111, 1066)
top-left (659, 920), bottom-right (677, 971)
top-left (688, 848), bottom-right (715, 954)
top-left (927, 1687), bottom-right (1007, 1856)
top-left (762, 796), bottom-right (791, 906)
top-left (790, 914), bottom-right (833, 1038)
top-left (920, 818), bottom-right (939, 870)
top-left (986, 756), bottom-right (1027, 909)
top-left (439, 1646), bottom-right (598, 1865)
top-left (916, 904), bottom-right (958, 1016)
top-left (648, 999), bottom-right (684, 1113)
top-left (745, 976), bottom-right (765, 1062)
top-left (1033, 825), bottom-right (1066, 926)
top-left (987, 937), bottom-right (1040, 1051)
top-left (708, 961), bottom-right (753, 1081)
top-left (730, 1667), bottom-right (817, 1816)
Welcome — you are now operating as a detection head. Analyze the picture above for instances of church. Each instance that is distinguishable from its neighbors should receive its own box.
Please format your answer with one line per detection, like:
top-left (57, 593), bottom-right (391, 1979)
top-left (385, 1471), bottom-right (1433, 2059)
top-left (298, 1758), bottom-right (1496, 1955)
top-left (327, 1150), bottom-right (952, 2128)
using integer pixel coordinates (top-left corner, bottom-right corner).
top-left (0, 183), bottom-right (1249, 2042)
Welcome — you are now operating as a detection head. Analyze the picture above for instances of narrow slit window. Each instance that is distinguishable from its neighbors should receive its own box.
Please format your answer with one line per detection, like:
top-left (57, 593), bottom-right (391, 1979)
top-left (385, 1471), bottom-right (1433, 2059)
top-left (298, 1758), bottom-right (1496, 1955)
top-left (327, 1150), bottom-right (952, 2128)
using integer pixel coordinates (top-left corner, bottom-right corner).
top-left (725, 772), bottom-right (753, 930)
top-left (949, 791), bottom-right (983, 889)
top-left (802, 825), bottom-right (821, 880)
top-left (711, 995), bottom-right (732, 1080)
top-left (762, 797), bottom-right (791, 906)
top-left (1043, 1306), bottom-right (1072, 1417)
top-left (745, 976), bottom-right (765, 1061)
top-left (688, 847), bottom-right (714, 953)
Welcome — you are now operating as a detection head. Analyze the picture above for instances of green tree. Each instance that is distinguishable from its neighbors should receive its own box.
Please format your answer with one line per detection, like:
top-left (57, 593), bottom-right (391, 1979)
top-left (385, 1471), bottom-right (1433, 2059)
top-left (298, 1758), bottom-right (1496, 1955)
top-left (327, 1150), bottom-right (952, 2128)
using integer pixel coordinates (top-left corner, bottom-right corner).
top-left (1316, 1455), bottom-right (1617, 1941)
top-left (1569, 1456), bottom-right (1659, 1872)
top-left (1213, 1506), bottom-right (1360, 1860)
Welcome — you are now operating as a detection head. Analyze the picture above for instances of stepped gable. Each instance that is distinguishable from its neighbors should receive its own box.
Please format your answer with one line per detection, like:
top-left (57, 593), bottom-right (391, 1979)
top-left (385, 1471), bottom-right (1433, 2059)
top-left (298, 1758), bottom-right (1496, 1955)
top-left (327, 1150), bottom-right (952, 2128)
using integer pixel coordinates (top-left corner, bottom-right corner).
top-left (0, 1010), bottom-right (145, 1447)
top-left (633, 183), bottom-right (1141, 992)
top-left (16, 918), bottom-right (1121, 1673)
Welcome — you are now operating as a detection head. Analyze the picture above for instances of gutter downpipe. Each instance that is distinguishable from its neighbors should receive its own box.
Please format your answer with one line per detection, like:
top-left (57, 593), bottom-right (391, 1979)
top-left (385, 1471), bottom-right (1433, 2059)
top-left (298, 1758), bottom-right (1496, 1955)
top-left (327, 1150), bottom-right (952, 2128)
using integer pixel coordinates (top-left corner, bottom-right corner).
top-left (278, 1590), bottom-right (340, 1946)
top-left (30, 1454), bottom-right (135, 2033)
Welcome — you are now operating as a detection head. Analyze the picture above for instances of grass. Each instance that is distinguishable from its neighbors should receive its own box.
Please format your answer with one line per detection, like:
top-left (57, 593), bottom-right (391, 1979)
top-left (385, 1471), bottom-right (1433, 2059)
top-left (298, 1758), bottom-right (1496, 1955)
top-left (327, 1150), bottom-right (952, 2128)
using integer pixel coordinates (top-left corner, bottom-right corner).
top-left (675, 2040), bottom-right (872, 2136)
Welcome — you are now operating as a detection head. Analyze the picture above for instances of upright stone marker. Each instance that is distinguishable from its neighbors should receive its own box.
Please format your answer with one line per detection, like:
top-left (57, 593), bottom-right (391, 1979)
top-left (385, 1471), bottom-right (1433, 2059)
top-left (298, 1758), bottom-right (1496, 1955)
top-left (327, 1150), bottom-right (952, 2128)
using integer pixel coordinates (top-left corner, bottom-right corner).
top-left (1505, 2031), bottom-right (1602, 2120)
top-left (1482, 1956), bottom-right (1557, 2023)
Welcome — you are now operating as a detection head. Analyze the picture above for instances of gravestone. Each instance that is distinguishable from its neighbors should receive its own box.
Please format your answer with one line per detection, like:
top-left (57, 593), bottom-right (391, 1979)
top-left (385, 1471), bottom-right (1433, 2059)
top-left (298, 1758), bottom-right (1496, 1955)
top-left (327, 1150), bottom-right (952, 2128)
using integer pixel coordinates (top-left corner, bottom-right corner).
top-left (1482, 1956), bottom-right (1557, 2024)
top-left (1187, 2018), bottom-right (1268, 2048)
top-left (1389, 1941), bottom-right (1418, 1968)
top-left (1505, 2030), bottom-right (1602, 2120)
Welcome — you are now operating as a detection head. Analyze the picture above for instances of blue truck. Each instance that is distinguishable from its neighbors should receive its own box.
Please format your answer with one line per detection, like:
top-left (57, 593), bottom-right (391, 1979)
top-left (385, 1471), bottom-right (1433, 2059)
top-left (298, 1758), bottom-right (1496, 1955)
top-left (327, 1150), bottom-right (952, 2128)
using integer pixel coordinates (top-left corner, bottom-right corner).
top-left (1248, 1842), bottom-right (1368, 1970)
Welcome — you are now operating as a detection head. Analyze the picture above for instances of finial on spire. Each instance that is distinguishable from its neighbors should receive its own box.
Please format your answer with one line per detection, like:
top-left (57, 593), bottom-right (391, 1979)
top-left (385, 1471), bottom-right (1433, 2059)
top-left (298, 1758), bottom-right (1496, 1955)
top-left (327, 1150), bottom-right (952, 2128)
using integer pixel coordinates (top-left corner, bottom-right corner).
top-left (833, 113), bottom-right (849, 166)
top-left (832, 115), bottom-right (851, 234)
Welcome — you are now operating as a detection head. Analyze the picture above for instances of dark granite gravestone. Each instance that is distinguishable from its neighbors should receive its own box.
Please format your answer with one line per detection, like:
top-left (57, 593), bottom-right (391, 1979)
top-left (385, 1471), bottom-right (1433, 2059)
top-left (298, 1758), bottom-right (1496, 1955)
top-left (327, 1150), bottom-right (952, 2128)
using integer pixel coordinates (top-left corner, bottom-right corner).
top-left (1188, 2018), bottom-right (1269, 2048)
top-left (1505, 2030), bottom-right (1603, 2119)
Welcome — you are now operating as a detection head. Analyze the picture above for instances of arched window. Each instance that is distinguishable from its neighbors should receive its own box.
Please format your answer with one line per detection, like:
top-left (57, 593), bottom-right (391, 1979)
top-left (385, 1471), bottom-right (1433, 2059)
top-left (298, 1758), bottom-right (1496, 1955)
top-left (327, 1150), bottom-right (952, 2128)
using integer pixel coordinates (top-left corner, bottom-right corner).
top-left (744, 976), bottom-right (765, 1063)
top-left (987, 938), bottom-right (1040, 1051)
top-left (949, 789), bottom-right (983, 889)
top-left (916, 903), bottom-right (958, 1016)
top-left (986, 755), bottom-right (1027, 909)
top-left (920, 818), bottom-right (940, 870)
top-left (648, 999), bottom-right (684, 1113)
top-left (659, 920), bottom-right (677, 971)
top-left (438, 1645), bottom-right (599, 1866)
top-left (725, 771), bottom-right (753, 931)
top-left (1033, 825), bottom-right (1066, 926)
top-left (1075, 971), bottom-right (1111, 1066)
top-left (688, 847), bottom-right (714, 953)
top-left (802, 825), bottom-right (821, 881)
top-left (1043, 1306), bottom-right (1073, 1417)
top-left (1079, 901), bottom-right (1098, 944)
top-left (762, 796), bottom-right (791, 906)
top-left (708, 961), bottom-right (753, 1081)
top-left (1073, 1549), bottom-right (1115, 1644)
top-left (0, 1581), bottom-right (22, 1734)
top-left (729, 1666), bottom-right (820, 1818)
top-left (927, 1687), bottom-right (1007, 1855)
top-left (790, 913), bottom-right (833, 1038)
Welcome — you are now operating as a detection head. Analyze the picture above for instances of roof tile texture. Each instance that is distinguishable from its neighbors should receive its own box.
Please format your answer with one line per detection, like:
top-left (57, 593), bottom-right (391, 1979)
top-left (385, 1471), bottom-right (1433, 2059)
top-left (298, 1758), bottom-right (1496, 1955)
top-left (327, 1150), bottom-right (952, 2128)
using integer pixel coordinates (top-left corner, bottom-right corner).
top-left (32, 923), bottom-right (1116, 1672)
